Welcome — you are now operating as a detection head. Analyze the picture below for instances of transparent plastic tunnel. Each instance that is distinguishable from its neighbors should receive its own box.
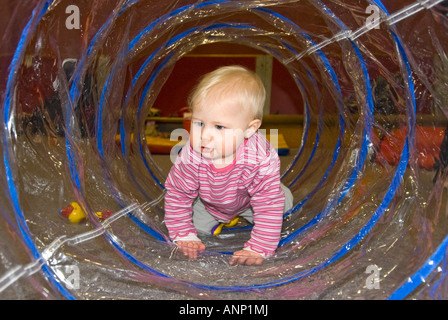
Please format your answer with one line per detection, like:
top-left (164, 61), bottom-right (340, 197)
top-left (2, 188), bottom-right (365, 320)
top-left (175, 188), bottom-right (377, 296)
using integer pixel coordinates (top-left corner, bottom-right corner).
top-left (1, 0), bottom-right (448, 300)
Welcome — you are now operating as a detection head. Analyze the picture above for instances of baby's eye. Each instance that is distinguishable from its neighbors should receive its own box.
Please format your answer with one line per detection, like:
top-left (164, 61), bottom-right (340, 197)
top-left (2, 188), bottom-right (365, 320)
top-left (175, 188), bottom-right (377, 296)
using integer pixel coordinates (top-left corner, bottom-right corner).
top-left (193, 121), bottom-right (204, 127)
top-left (215, 125), bottom-right (225, 130)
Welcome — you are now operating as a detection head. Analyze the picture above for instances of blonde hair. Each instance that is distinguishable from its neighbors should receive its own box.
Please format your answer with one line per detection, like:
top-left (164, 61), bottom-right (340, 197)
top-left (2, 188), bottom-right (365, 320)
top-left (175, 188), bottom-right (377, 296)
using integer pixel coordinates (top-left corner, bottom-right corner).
top-left (188, 65), bottom-right (266, 120)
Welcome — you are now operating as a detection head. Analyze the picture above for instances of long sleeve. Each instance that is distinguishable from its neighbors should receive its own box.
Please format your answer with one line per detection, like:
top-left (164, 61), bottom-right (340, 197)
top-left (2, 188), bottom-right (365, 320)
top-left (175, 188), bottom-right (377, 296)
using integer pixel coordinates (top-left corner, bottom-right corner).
top-left (244, 144), bottom-right (285, 257)
top-left (164, 133), bottom-right (287, 256)
top-left (164, 146), bottom-right (200, 241)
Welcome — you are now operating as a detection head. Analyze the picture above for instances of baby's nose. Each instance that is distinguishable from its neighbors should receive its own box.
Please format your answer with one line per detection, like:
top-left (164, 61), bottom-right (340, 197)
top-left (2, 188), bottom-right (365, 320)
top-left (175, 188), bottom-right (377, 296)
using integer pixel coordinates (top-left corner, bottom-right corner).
top-left (201, 126), bottom-right (213, 142)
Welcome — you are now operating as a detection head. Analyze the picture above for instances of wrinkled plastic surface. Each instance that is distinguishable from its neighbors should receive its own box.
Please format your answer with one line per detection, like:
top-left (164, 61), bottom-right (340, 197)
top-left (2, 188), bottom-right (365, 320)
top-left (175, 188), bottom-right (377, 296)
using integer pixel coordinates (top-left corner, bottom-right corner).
top-left (1, 0), bottom-right (448, 300)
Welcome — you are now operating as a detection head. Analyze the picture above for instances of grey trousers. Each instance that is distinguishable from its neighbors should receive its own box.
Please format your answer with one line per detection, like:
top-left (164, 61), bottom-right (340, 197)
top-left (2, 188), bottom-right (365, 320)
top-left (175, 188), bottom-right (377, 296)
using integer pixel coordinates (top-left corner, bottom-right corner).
top-left (192, 183), bottom-right (294, 234)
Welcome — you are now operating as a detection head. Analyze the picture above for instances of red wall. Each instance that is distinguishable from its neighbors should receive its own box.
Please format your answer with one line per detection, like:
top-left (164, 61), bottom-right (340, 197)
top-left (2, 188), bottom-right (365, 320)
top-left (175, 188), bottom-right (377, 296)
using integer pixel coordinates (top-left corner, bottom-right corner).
top-left (152, 54), bottom-right (303, 117)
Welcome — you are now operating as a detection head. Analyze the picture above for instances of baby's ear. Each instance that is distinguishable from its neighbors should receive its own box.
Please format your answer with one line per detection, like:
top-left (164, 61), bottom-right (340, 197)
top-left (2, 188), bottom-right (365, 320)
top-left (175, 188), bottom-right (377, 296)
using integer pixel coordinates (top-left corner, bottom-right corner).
top-left (245, 119), bottom-right (262, 139)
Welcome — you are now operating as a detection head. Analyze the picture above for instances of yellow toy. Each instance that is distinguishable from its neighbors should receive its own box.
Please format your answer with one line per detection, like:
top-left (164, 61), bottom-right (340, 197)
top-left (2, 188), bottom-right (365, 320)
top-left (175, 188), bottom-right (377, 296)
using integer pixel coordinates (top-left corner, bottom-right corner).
top-left (59, 202), bottom-right (86, 224)
top-left (211, 216), bottom-right (240, 236)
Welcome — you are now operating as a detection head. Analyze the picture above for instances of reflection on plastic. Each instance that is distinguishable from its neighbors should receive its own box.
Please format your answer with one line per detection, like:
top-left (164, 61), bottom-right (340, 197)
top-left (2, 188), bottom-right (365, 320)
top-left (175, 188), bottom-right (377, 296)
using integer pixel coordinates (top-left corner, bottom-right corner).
top-left (0, 202), bottom-right (139, 292)
top-left (1, 0), bottom-right (448, 300)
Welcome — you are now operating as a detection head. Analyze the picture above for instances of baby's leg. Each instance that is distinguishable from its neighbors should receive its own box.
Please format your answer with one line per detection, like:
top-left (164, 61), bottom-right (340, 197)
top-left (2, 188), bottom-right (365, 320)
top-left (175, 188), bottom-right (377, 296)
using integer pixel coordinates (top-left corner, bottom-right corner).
top-left (281, 183), bottom-right (294, 213)
top-left (192, 198), bottom-right (220, 234)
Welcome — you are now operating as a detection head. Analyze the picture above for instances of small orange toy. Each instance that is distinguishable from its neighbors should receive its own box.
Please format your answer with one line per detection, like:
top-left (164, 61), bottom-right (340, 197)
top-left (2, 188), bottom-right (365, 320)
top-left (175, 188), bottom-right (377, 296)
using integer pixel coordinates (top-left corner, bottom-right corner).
top-left (94, 209), bottom-right (114, 220)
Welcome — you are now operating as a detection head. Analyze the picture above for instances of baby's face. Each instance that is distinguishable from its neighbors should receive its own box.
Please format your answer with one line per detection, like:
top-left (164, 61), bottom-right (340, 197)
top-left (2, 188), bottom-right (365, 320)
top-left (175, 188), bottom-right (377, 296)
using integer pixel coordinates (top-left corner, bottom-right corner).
top-left (190, 95), bottom-right (253, 168)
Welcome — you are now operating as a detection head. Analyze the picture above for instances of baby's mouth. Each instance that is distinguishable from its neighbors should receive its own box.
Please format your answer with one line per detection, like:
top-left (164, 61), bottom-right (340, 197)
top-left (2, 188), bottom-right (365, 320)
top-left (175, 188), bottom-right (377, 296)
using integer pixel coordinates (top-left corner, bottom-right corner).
top-left (201, 146), bottom-right (213, 153)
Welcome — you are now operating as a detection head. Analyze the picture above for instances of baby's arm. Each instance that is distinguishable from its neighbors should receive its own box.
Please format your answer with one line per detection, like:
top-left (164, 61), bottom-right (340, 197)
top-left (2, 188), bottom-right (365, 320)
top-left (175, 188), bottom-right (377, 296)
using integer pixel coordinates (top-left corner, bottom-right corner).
top-left (230, 249), bottom-right (263, 266)
top-left (165, 191), bottom-right (205, 259)
top-left (172, 233), bottom-right (205, 259)
top-left (244, 149), bottom-right (285, 260)
top-left (167, 225), bottom-right (205, 260)
top-left (164, 146), bottom-right (204, 258)
top-left (177, 241), bottom-right (205, 259)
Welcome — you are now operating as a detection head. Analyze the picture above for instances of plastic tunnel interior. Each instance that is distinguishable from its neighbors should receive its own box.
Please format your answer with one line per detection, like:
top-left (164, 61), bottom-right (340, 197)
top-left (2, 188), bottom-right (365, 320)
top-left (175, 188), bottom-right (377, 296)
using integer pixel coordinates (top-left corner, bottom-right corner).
top-left (1, 0), bottom-right (448, 300)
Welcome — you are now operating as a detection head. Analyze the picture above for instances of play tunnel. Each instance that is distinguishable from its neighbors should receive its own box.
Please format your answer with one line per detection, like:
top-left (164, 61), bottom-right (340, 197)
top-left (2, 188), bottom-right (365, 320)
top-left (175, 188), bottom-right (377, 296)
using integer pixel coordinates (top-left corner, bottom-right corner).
top-left (1, 0), bottom-right (448, 299)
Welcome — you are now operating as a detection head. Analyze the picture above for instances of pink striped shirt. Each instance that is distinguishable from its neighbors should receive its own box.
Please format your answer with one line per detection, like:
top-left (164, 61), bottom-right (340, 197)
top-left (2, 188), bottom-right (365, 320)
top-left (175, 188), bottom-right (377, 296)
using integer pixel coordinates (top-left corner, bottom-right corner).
top-left (164, 132), bottom-right (285, 257)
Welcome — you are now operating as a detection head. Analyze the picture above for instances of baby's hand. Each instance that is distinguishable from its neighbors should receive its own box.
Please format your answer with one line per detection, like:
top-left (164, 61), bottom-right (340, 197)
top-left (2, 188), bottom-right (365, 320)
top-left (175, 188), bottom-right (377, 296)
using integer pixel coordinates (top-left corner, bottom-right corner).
top-left (176, 240), bottom-right (206, 259)
top-left (230, 250), bottom-right (264, 266)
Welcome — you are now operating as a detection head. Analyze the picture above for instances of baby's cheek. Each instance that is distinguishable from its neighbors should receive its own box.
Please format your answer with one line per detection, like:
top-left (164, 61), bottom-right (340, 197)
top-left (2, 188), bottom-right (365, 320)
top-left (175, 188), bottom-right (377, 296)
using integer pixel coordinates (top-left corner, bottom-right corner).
top-left (218, 136), bottom-right (234, 154)
top-left (229, 135), bottom-right (244, 152)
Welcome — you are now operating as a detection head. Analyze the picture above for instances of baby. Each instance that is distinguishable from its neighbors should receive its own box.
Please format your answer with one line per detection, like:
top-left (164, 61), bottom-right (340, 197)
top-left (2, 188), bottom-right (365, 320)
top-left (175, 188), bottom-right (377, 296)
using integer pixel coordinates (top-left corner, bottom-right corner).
top-left (164, 65), bottom-right (293, 265)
